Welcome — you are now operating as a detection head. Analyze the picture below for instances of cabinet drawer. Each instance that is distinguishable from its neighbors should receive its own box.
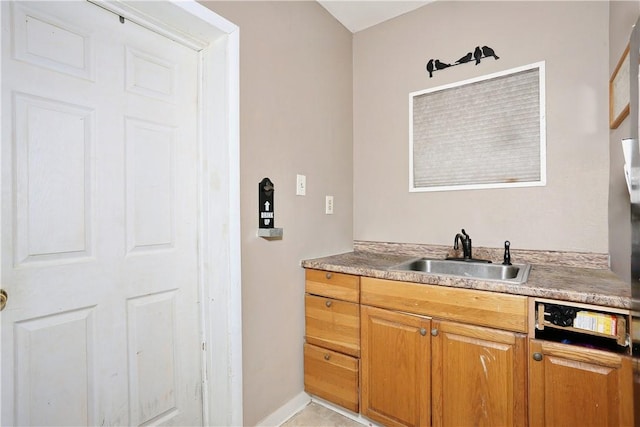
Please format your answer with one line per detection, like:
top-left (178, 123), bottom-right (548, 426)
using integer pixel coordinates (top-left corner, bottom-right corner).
top-left (361, 277), bottom-right (528, 333)
top-left (305, 269), bottom-right (359, 302)
top-left (304, 343), bottom-right (359, 413)
top-left (305, 294), bottom-right (360, 357)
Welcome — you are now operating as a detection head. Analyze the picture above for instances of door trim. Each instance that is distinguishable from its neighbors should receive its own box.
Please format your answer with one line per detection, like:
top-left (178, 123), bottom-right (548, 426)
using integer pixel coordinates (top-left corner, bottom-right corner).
top-left (1, 1), bottom-right (243, 425)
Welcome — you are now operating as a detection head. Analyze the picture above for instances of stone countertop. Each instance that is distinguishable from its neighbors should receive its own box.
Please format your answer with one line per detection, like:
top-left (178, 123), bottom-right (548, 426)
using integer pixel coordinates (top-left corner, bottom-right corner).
top-left (301, 250), bottom-right (633, 310)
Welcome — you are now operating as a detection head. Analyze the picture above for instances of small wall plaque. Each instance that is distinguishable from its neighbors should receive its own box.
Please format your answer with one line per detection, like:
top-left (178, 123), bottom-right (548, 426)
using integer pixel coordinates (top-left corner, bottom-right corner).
top-left (259, 177), bottom-right (274, 229)
top-left (258, 177), bottom-right (283, 240)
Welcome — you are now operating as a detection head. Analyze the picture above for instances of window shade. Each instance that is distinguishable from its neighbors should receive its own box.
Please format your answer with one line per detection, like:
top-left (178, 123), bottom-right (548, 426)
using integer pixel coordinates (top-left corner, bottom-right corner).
top-left (410, 62), bottom-right (545, 192)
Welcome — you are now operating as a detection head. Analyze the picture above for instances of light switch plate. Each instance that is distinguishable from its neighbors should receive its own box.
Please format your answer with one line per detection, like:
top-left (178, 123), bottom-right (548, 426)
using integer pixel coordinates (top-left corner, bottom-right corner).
top-left (296, 174), bottom-right (306, 196)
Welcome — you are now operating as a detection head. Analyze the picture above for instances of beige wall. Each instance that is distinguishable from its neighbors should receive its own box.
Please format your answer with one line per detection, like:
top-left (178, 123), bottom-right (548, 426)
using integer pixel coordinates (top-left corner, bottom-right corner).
top-left (609, 1), bottom-right (639, 283)
top-left (199, 0), bottom-right (633, 424)
top-left (354, 1), bottom-right (610, 253)
top-left (200, 2), bottom-right (353, 425)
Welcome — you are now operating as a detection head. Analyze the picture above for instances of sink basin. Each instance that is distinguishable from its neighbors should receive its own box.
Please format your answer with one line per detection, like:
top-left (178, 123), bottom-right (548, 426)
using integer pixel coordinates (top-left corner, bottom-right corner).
top-left (388, 258), bottom-right (531, 284)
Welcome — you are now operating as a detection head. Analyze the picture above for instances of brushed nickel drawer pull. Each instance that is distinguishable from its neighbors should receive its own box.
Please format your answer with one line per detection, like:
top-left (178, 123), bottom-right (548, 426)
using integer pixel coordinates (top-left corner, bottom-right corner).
top-left (325, 272), bottom-right (332, 280)
top-left (532, 352), bottom-right (543, 362)
top-left (324, 354), bottom-right (330, 361)
top-left (419, 328), bottom-right (427, 336)
top-left (325, 300), bottom-right (332, 308)
top-left (431, 328), bottom-right (439, 336)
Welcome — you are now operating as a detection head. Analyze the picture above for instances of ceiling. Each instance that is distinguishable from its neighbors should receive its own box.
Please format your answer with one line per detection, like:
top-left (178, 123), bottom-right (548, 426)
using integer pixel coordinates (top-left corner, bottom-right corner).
top-left (317, 1), bottom-right (433, 33)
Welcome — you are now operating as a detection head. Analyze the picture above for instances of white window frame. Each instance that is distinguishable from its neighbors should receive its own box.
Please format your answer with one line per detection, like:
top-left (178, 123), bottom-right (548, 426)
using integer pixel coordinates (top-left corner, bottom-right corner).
top-left (409, 61), bottom-right (546, 192)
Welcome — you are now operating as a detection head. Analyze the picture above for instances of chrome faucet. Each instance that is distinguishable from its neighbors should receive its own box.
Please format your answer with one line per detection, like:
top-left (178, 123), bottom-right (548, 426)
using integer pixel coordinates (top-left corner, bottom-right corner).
top-left (454, 229), bottom-right (472, 259)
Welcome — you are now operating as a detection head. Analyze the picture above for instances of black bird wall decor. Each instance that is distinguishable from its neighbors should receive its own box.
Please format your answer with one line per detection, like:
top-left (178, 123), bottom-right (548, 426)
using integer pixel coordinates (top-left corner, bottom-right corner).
top-left (481, 45), bottom-right (499, 60)
top-left (455, 52), bottom-right (473, 65)
top-left (426, 59), bottom-right (434, 78)
top-left (434, 59), bottom-right (451, 70)
top-left (425, 45), bottom-right (500, 78)
top-left (473, 46), bottom-right (483, 65)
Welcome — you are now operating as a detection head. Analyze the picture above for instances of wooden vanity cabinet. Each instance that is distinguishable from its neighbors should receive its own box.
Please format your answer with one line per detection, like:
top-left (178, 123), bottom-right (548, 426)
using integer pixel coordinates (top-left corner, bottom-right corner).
top-left (360, 277), bottom-right (528, 427)
top-left (303, 269), bottom-right (360, 412)
top-left (304, 269), bottom-right (634, 427)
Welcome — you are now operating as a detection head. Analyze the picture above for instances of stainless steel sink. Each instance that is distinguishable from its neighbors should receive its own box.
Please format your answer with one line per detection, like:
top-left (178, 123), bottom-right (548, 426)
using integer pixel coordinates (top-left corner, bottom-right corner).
top-left (388, 258), bottom-right (531, 284)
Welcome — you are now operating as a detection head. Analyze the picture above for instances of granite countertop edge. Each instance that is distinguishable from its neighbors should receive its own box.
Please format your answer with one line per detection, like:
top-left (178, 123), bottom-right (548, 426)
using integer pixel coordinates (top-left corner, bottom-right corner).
top-left (301, 249), bottom-right (632, 310)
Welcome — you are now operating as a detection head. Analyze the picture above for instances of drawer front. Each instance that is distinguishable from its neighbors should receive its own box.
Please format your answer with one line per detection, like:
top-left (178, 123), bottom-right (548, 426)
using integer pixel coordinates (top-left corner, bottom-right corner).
top-left (305, 269), bottom-right (359, 303)
top-left (305, 294), bottom-right (360, 357)
top-left (304, 343), bottom-right (359, 413)
top-left (361, 277), bottom-right (528, 333)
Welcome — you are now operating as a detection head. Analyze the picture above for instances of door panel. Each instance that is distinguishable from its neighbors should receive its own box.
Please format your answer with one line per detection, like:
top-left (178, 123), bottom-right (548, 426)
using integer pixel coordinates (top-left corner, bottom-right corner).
top-left (2, 2), bottom-right (202, 425)
top-left (529, 339), bottom-right (634, 427)
top-left (360, 305), bottom-right (431, 427)
top-left (431, 319), bottom-right (527, 427)
top-left (14, 307), bottom-right (96, 426)
top-left (13, 93), bottom-right (94, 264)
top-left (125, 118), bottom-right (175, 252)
top-left (127, 291), bottom-right (180, 425)
top-left (12, 2), bottom-right (94, 80)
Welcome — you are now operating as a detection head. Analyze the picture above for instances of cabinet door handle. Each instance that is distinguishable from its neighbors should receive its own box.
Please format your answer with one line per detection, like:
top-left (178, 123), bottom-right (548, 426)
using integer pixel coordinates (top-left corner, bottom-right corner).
top-left (325, 272), bottom-right (332, 280)
top-left (324, 354), bottom-right (330, 361)
top-left (532, 352), bottom-right (543, 362)
top-left (431, 328), bottom-right (438, 336)
top-left (325, 300), bottom-right (332, 308)
top-left (419, 328), bottom-right (427, 336)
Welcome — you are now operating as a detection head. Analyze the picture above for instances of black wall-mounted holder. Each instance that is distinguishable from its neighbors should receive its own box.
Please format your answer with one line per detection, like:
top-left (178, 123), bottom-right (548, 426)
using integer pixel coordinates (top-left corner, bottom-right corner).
top-left (258, 177), bottom-right (283, 239)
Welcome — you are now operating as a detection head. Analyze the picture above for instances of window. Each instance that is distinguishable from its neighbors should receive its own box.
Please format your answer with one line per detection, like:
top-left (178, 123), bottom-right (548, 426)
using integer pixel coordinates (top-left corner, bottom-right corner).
top-left (409, 62), bottom-right (546, 192)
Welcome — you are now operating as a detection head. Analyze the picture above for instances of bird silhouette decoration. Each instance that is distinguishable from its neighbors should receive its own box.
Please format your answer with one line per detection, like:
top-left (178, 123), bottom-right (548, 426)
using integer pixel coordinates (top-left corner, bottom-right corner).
top-left (425, 45), bottom-right (500, 78)
top-left (455, 52), bottom-right (473, 65)
top-left (481, 45), bottom-right (499, 60)
top-left (434, 59), bottom-right (451, 70)
top-left (426, 59), bottom-right (434, 78)
top-left (473, 46), bottom-right (483, 65)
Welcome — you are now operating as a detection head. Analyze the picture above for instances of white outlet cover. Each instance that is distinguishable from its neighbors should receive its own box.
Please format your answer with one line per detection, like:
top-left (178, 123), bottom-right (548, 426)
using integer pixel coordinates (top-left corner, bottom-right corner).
top-left (325, 195), bottom-right (334, 214)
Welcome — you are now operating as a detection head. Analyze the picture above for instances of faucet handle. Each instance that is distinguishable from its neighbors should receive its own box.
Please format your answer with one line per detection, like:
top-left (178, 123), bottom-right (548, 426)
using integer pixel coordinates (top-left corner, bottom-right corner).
top-left (503, 240), bottom-right (512, 265)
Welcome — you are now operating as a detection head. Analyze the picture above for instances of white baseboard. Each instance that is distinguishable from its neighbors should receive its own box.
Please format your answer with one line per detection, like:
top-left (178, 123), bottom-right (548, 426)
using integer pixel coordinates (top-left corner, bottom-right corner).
top-left (255, 391), bottom-right (311, 427)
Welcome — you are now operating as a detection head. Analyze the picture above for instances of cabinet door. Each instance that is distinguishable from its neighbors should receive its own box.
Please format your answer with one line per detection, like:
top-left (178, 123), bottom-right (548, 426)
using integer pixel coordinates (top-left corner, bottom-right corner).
top-left (431, 319), bottom-right (527, 427)
top-left (529, 339), bottom-right (634, 427)
top-left (361, 305), bottom-right (431, 427)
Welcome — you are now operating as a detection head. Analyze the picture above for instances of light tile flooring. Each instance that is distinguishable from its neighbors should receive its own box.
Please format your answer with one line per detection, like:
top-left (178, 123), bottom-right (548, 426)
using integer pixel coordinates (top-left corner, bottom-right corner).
top-left (280, 403), bottom-right (363, 427)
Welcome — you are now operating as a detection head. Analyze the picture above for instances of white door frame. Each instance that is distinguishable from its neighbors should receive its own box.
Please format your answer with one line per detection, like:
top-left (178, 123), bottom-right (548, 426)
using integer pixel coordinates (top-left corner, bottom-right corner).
top-left (0, 1), bottom-right (243, 425)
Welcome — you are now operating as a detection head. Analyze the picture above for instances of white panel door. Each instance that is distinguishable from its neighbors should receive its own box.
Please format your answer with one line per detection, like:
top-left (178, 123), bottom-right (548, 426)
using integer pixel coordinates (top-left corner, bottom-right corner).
top-left (1, 2), bottom-right (203, 425)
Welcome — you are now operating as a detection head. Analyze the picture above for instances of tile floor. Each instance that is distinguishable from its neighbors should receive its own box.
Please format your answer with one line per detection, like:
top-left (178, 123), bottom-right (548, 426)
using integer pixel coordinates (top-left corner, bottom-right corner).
top-left (280, 402), bottom-right (363, 427)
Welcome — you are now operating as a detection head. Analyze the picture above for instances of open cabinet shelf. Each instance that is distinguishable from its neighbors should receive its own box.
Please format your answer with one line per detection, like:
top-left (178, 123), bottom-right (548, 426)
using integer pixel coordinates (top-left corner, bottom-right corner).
top-left (532, 298), bottom-right (632, 355)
